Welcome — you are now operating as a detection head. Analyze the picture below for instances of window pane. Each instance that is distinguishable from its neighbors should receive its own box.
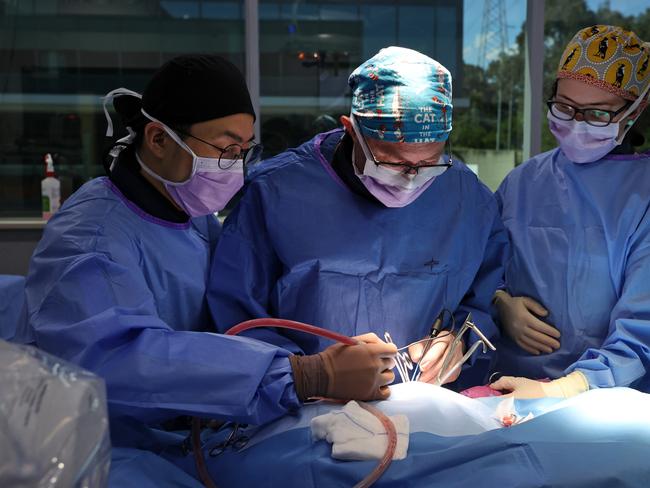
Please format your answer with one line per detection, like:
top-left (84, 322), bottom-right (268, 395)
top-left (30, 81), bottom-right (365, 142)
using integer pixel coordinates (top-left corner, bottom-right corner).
top-left (0, 1), bottom-right (244, 217)
top-left (448, 0), bottom-right (527, 190)
top-left (258, 0), bottom-right (466, 161)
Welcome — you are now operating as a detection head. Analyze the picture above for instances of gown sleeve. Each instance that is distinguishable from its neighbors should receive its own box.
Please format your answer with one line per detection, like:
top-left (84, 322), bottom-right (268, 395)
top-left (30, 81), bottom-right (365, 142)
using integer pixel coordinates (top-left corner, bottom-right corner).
top-left (565, 211), bottom-right (650, 389)
top-left (26, 227), bottom-right (301, 426)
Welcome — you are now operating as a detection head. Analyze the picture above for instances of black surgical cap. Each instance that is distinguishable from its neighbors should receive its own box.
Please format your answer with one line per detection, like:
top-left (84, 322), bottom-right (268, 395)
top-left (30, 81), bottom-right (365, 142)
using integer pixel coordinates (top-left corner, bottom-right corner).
top-left (115, 53), bottom-right (255, 128)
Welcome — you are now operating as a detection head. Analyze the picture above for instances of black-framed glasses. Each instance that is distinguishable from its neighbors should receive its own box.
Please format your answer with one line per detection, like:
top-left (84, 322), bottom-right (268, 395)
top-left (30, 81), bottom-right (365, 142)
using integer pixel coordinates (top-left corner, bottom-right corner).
top-left (546, 100), bottom-right (630, 127)
top-left (176, 130), bottom-right (263, 169)
top-left (352, 115), bottom-right (452, 175)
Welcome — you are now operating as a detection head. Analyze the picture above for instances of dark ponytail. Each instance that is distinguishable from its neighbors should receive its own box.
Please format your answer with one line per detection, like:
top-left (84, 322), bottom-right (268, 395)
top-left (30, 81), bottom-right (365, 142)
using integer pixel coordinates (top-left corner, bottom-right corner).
top-left (113, 94), bottom-right (147, 147)
top-left (103, 93), bottom-right (145, 175)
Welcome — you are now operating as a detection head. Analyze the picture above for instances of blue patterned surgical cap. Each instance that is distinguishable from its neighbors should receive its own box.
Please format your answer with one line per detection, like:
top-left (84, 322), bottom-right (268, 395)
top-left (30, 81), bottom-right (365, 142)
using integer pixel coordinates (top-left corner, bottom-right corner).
top-left (348, 46), bottom-right (453, 143)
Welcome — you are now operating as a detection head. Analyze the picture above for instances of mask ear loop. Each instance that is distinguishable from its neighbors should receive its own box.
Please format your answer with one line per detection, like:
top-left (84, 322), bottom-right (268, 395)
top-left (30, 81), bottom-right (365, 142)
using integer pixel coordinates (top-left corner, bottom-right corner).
top-left (140, 109), bottom-right (196, 155)
top-left (615, 81), bottom-right (650, 144)
top-left (140, 109), bottom-right (202, 181)
top-left (349, 113), bottom-right (378, 165)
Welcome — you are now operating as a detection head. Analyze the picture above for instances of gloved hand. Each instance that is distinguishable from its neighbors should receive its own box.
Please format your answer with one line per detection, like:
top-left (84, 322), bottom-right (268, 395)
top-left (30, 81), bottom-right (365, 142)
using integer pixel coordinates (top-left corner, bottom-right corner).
top-left (493, 290), bottom-right (561, 355)
top-left (408, 332), bottom-right (463, 384)
top-left (289, 333), bottom-right (397, 402)
top-left (489, 371), bottom-right (589, 399)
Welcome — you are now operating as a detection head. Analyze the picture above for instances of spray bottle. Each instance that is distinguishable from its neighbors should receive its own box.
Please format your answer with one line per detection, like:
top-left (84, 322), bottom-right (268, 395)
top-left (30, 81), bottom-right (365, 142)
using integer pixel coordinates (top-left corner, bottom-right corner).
top-left (41, 153), bottom-right (61, 220)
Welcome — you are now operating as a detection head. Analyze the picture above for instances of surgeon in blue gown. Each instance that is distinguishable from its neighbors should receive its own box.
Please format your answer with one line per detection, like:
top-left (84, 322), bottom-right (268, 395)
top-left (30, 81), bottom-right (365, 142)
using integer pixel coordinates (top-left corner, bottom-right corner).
top-left (209, 47), bottom-right (509, 390)
top-left (491, 25), bottom-right (650, 399)
top-left (17, 54), bottom-right (396, 486)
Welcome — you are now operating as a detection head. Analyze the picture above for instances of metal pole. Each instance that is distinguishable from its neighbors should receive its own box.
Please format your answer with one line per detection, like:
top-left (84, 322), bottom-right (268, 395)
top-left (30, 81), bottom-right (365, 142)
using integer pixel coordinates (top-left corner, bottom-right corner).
top-left (245, 0), bottom-right (260, 142)
top-left (523, 0), bottom-right (544, 160)
top-left (507, 88), bottom-right (513, 149)
top-left (496, 87), bottom-right (502, 150)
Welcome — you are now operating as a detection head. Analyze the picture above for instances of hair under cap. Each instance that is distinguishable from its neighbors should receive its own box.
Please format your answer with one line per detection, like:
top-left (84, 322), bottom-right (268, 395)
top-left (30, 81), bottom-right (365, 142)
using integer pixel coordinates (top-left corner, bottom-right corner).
top-left (115, 53), bottom-right (255, 128)
top-left (557, 25), bottom-right (650, 101)
top-left (348, 46), bottom-right (452, 143)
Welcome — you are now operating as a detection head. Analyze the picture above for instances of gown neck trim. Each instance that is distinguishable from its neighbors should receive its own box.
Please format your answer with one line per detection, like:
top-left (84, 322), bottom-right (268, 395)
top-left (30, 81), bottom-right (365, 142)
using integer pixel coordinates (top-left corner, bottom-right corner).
top-left (104, 179), bottom-right (192, 230)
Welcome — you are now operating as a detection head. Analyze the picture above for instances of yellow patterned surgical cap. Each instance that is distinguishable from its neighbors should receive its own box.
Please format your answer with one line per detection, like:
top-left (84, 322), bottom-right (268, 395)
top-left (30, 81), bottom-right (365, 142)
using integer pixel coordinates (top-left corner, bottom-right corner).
top-left (557, 25), bottom-right (650, 101)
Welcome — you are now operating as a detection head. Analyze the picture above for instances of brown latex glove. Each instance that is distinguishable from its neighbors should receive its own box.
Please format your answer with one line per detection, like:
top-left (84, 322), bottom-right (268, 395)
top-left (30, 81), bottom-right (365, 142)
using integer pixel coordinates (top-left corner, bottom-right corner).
top-left (408, 332), bottom-right (464, 384)
top-left (289, 333), bottom-right (397, 402)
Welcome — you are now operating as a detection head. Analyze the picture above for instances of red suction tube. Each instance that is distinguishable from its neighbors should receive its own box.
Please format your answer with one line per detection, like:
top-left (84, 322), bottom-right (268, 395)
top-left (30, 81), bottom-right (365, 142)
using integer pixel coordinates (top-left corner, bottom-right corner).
top-left (193, 318), bottom-right (397, 488)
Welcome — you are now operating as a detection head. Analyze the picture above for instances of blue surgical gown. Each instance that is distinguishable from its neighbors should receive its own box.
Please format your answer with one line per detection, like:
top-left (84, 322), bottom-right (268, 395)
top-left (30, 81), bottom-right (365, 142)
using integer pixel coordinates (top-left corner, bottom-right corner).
top-left (0, 275), bottom-right (26, 341)
top-left (19, 177), bottom-right (301, 441)
top-left (496, 148), bottom-right (650, 391)
top-left (209, 129), bottom-right (509, 388)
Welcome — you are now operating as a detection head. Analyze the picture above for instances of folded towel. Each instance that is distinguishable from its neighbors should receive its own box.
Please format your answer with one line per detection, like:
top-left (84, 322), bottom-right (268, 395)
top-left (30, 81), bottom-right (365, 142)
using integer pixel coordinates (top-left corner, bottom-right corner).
top-left (311, 401), bottom-right (409, 460)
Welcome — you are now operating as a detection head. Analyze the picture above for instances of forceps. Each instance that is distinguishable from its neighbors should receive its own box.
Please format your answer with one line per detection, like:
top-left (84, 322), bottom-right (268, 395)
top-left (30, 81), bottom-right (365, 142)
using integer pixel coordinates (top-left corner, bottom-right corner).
top-left (434, 313), bottom-right (496, 386)
top-left (208, 423), bottom-right (250, 457)
top-left (385, 331), bottom-right (452, 383)
top-left (385, 313), bottom-right (495, 385)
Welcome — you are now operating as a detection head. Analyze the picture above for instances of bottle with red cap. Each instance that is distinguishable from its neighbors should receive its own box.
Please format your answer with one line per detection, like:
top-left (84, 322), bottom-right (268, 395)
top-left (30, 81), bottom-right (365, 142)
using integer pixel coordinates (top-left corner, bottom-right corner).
top-left (41, 153), bottom-right (61, 220)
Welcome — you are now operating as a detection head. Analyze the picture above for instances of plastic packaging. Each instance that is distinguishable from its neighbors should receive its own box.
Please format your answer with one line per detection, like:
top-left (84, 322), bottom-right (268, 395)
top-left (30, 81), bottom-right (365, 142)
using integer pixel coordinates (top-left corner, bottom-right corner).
top-left (41, 153), bottom-right (61, 220)
top-left (0, 340), bottom-right (111, 488)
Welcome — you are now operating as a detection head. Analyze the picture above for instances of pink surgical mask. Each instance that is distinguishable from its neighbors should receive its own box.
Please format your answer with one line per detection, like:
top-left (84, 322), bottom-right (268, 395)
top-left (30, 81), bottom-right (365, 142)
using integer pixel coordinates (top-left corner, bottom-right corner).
top-left (547, 111), bottom-right (620, 164)
top-left (353, 151), bottom-right (439, 207)
top-left (548, 82), bottom-right (650, 164)
top-left (137, 110), bottom-right (244, 217)
top-left (350, 116), bottom-right (444, 208)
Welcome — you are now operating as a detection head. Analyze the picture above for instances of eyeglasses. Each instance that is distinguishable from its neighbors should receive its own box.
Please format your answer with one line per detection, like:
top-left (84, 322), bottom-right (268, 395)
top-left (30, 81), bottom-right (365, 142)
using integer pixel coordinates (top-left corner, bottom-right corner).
top-left (175, 129), bottom-right (264, 169)
top-left (546, 100), bottom-right (630, 127)
top-left (351, 115), bottom-right (453, 175)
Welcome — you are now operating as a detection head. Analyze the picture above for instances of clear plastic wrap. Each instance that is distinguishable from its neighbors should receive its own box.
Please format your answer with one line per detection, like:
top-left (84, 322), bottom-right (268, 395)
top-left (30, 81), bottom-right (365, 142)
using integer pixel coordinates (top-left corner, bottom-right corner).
top-left (0, 340), bottom-right (111, 488)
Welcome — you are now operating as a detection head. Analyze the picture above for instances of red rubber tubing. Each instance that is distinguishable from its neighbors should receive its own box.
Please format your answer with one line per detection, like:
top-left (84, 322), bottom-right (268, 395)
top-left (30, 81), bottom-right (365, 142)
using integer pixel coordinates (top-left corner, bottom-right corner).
top-left (226, 318), bottom-right (396, 488)
top-left (192, 417), bottom-right (218, 488)
top-left (353, 402), bottom-right (397, 488)
top-left (225, 318), bottom-right (358, 345)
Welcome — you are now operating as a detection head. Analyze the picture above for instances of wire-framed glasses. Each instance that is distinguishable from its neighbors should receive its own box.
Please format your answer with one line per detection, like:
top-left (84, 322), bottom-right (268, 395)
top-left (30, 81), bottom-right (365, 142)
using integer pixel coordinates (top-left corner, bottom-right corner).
top-left (176, 130), bottom-right (264, 169)
top-left (351, 115), bottom-right (453, 175)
